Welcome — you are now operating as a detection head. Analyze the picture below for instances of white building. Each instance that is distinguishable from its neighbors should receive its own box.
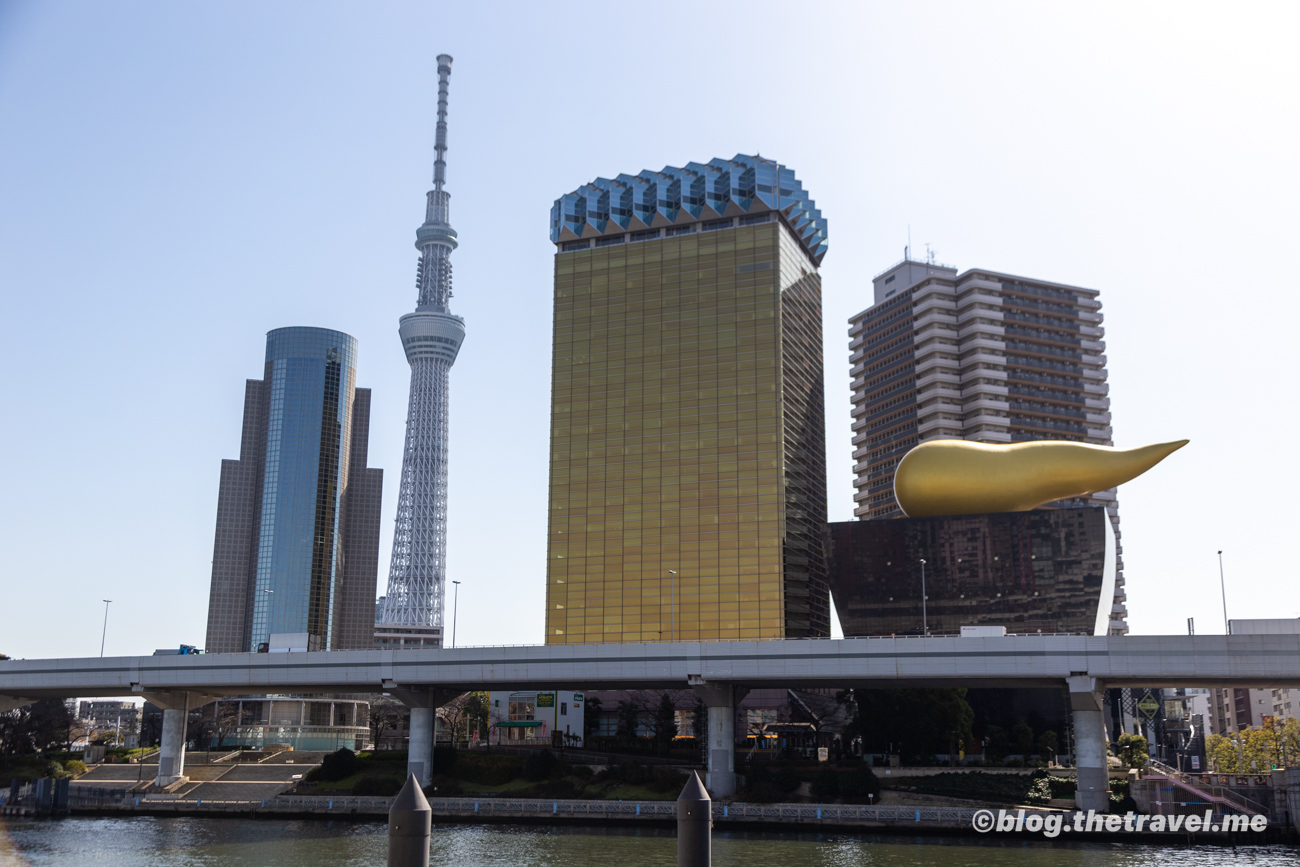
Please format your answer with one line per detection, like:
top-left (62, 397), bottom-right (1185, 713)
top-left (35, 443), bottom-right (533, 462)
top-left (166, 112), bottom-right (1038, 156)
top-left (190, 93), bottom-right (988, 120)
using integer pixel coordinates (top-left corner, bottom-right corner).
top-left (488, 690), bottom-right (585, 748)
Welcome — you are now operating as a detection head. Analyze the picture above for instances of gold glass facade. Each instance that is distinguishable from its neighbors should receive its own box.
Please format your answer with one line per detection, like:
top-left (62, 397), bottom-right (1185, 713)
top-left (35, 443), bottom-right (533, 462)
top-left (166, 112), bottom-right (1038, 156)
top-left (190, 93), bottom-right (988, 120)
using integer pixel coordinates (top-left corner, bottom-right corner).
top-left (545, 221), bottom-right (829, 644)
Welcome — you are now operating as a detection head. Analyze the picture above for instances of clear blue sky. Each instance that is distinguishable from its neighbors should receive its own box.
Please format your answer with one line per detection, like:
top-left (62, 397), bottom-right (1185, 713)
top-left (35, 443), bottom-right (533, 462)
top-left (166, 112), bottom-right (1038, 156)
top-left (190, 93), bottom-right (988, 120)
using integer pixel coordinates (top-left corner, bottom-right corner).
top-left (2, 2), bottom-right (1297, 658)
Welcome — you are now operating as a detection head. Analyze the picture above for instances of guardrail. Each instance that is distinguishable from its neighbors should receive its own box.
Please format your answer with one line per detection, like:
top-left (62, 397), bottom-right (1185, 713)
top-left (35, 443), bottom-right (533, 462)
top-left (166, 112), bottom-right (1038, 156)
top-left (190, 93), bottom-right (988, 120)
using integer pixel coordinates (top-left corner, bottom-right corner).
top-left (63, 791), bottom-right (979, 828)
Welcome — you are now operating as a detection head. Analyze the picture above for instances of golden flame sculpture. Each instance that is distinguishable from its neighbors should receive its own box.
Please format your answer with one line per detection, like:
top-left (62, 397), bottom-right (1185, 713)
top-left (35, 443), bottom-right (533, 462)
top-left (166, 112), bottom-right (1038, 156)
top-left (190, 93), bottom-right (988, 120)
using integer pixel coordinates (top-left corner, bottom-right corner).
top-left (893, 439), bottom-right (1188, 518)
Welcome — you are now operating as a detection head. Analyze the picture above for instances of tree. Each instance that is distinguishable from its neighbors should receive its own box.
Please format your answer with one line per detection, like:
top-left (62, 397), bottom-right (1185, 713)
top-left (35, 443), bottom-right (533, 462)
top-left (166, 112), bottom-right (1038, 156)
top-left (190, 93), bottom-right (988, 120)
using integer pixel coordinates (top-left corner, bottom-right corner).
top-left (1011, 721), bottom-right (1035, 758)
top-left (204, 702), bottom-right (242, 750)
top-left (616, 699), bottom-right (641, 739)
top-left (1206, 719), bottom-right (1300, 772)
top-left (0, 700), bottom-right (73, 760)
top-left (1037, 730), bottom-right (1059, 763)
top-left (841, 689), bottom-right (974, 763)
top-left (370, 697), bottom-right (408, 748)
top-left (584, 696), bottom-right (603, 741)
top-left (1116, 732), bottom-right (1149, 769)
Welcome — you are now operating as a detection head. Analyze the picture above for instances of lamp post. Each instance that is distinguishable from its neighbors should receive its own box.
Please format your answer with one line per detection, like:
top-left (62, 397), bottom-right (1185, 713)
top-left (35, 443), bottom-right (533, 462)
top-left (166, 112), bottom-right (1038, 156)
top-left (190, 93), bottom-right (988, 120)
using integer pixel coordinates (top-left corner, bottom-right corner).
top-left (100, 599), bottom-right (113, 657)
top-left (919, 559), bottom-right (928, 636)
top-left (668, 571), bottom-right (677, 642)
top-left (1218, 551), bottom-right (1230, 635)
top-left (451, 580), bottom-right (461, 648)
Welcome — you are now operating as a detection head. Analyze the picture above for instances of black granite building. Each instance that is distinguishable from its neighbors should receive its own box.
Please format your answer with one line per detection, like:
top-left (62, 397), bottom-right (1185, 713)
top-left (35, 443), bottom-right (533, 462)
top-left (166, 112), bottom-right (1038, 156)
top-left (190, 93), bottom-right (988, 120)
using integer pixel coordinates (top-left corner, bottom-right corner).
top-left (825, 507), bottom-right (1114, 637)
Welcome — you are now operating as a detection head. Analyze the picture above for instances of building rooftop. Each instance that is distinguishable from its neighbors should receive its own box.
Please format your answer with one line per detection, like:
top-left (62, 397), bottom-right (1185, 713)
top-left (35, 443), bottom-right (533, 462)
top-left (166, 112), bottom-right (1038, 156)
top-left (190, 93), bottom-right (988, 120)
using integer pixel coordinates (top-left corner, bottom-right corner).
top-left (550, 154), bottom-right (828, 265)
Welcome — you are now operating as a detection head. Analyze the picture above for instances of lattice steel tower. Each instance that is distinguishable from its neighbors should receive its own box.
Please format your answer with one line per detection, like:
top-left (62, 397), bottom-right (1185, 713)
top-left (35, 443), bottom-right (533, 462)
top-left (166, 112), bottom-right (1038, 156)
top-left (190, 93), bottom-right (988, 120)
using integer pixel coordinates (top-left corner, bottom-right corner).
top-left (377, 54), bottom-right (465, 645)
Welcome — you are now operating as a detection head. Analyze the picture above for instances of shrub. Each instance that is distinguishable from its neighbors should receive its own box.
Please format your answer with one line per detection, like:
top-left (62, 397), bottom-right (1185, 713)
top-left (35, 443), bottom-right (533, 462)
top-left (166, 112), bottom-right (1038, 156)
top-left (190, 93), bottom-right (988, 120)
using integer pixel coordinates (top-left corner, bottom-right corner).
top-left (320, 748), bottom-right (361, 782)
top-left (772, 766), bottom-right (802, 794)
top-left (352, 774), bottom-right (404, 796)
top-left (45, 761), bottom-right (64, 778)
top-left (63, 760), bottom-right (87, 776)
top-left (810, 767), bottom-right (840, 801)
top-left (456, 754), bottom-right (523, 786)
top-left (571, 764), bottom-right (595, 780)
top-left (837, 764), bottom-right (881, 803)
top-left (740, 763), bottom-right (784, 803)
top-left (524, 749), bottom-right (558, 782)
top-left (650, 766), bottom-right (686, 793)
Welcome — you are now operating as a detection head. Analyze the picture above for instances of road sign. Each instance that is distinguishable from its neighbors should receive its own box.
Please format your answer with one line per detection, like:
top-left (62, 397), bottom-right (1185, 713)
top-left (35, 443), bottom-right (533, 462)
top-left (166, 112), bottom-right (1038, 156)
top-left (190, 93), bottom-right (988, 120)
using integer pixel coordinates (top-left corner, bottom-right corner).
top-left (1137, 692), bottom-right (1159, 719)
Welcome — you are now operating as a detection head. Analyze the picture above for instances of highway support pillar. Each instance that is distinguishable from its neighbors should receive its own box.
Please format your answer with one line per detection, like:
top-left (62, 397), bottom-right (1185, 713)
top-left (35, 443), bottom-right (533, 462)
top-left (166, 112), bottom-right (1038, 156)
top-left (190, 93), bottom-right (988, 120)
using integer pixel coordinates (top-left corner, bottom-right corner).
top-left (138, 689), bottom-right (219, 788)
top-left (385, 684), bottom-right (459, 789)
top-left (1068, 676), bottom-right (1110, 813)
top-left (689, 678), bottom-right (748, 799)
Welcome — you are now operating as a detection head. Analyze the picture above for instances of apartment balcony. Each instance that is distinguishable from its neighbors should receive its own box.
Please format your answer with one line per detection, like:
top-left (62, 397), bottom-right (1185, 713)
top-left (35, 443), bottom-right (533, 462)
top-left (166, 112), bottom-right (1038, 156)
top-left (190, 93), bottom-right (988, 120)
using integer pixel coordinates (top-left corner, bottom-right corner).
top-left (1084, 397), bottom-right (1110, 411)
top-left (1081, 339), bottom-right (1106, 352)
top-left (963, 398), bottom-right (1010, 414)
top-left (961, 382), bottom-right (1009, 399)
top-left (1086, 425), bottom-right (1113, 440)
top-left (913, 301), bottom-right (958, 322)
top-left (1082, 368), bottom-right (1106, 380)
top-left (965, 428), bottom-right (1012, 443)
top-left (956, 330), bottom-right (1006, 348)
top-left (957, 275), bottom-right (1003, 293)
top-left (958, 350), bottom-right (1006, 370)
top-left (915, 357), bottom-right (960, 376)
top-left (955, 308), bottom-right (1006, 326)
top-left (916, 369), bottom-right (961, 389)
top-left (1083, 381), bottom-right (1108, 395)
top-left (958, 367), bottom-right (1007, 385)
top-left (917, 415), bottom-right (963, 435)
top-left (1086, 411), bottom-right (1112, 425)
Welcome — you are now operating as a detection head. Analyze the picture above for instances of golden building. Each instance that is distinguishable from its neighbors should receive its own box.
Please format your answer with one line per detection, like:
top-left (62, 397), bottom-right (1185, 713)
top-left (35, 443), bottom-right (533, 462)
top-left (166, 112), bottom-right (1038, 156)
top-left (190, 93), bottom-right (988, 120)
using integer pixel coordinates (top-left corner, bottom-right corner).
top-left (545, 156), bottom-right (830, 644)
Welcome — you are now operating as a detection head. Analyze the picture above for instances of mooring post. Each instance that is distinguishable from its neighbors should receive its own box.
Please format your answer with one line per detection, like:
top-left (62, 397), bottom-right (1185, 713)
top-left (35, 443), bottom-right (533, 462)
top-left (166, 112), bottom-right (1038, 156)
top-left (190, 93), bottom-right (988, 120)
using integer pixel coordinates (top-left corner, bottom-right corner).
top-left (677, 770), bottom-right (711, 867)
top-left (387, 773), bottom-right (432, 867)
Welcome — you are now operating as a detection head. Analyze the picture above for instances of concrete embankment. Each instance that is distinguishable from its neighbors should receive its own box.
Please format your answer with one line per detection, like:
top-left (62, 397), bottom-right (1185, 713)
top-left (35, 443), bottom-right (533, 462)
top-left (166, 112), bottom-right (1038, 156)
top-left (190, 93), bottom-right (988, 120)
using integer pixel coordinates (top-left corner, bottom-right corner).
top-left (58, 793), bottom-right (1291, 843)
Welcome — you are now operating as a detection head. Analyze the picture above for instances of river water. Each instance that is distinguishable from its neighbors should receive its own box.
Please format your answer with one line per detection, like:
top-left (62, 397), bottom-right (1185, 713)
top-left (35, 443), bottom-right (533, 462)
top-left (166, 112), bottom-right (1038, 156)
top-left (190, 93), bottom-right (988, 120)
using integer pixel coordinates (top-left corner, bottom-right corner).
top-left (0, 817), bottom-right (1295, 867)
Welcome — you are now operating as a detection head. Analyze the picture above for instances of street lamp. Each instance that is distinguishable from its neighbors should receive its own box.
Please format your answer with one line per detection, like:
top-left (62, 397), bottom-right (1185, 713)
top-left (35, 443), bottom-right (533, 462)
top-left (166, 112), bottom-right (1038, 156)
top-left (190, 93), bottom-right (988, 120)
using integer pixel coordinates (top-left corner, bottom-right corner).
top-left (451, 580), bottom-right (461, 648)
top-left (919, 560), bottom-right (928, 636)
top-left (669, 570), bottom-right (678, 641)
top-left (100, 599), bottom-right (113, 657)
top-left (1218, 551), bottom-right (1230, 635)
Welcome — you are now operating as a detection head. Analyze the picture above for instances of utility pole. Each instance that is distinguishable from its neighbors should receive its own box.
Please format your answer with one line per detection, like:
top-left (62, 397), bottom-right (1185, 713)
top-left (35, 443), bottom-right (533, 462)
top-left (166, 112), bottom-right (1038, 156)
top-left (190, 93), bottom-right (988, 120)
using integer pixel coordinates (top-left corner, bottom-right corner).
top-left (1218, 551), bottom-right (1230, 635)
top-left (450, 580), bottom-right (461, 648)
top-left (100, 599), bottom-right (113, 657)
top-left (670, 570), bottom-right (678, 641)
top-left (919, 559), bottom-right (928, 636)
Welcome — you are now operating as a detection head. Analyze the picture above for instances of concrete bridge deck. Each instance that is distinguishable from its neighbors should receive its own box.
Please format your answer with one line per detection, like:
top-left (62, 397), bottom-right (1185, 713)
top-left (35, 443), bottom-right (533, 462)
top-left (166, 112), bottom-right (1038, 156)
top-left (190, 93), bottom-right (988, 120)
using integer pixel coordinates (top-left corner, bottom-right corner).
top-left (5, 634), bottom-right (1298, 808)
top-left (2, 634), bottom-right (1298, 700)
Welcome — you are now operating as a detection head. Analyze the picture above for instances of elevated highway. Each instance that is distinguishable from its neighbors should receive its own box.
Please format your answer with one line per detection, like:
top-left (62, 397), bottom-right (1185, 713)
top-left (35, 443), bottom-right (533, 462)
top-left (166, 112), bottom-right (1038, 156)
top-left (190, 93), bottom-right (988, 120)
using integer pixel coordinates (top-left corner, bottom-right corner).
top-left (5, 634), bottom-right (1297, 806)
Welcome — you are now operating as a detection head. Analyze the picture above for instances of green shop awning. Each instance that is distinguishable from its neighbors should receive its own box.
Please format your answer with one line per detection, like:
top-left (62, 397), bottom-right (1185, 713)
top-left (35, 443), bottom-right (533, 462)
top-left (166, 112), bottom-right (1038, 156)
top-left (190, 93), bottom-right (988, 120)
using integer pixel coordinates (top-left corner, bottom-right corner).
top-left (498, 720), bottom-right (543, 728)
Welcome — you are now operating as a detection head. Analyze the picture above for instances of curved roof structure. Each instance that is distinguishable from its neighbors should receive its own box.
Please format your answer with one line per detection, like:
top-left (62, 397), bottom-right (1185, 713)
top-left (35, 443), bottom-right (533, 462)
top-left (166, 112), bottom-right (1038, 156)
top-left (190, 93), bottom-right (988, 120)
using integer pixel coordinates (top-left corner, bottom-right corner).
top-left (550, 154), bottom-right (828, 265)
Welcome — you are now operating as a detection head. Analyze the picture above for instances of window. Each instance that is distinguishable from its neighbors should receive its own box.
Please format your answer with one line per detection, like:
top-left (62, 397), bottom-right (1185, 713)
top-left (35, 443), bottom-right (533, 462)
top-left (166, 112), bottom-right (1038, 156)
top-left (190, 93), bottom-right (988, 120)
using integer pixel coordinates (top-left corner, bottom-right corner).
top-left (561, 702), bottom-right (567, 716)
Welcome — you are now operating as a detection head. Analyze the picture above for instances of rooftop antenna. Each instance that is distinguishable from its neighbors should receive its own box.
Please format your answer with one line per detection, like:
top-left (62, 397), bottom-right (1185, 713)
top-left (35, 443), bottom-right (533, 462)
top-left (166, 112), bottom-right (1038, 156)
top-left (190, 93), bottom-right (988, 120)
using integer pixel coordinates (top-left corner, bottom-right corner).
top-left (907, 225), bottom-right (912, 261)
top-left (432, 54), bottom-right (451, 191)
top-left (925, 243), bottom-right (935, 265)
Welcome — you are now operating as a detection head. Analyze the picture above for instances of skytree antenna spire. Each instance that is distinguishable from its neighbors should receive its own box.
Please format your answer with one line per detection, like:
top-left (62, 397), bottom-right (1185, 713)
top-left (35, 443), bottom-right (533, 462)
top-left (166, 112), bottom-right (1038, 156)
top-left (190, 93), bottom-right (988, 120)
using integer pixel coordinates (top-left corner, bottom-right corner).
top-left (377, 54), bottom-right (465, 647)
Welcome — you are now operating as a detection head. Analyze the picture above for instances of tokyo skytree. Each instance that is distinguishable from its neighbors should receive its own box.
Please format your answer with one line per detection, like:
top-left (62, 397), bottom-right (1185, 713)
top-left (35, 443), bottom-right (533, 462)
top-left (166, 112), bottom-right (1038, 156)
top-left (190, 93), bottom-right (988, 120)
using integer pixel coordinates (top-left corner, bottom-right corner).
top-left (377, 54), bottom-right (464, 645)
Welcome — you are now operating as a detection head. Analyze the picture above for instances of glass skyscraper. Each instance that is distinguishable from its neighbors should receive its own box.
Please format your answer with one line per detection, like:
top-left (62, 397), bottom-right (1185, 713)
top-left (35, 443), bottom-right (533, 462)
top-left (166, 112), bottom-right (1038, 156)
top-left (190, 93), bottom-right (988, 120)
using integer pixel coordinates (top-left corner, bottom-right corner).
top-left (205, 326), bottom-right (384, 653)
top-left (544, 155), bottom-right (830, 644)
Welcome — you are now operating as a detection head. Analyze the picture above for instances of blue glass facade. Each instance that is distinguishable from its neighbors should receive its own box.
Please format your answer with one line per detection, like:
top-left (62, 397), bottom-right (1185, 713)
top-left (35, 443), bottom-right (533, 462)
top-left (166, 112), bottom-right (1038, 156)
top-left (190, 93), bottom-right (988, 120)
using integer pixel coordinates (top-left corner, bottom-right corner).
top-left (248, 327), bottom-right (359, 651)
top-left (549, 154), bottom-right (828, 265)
